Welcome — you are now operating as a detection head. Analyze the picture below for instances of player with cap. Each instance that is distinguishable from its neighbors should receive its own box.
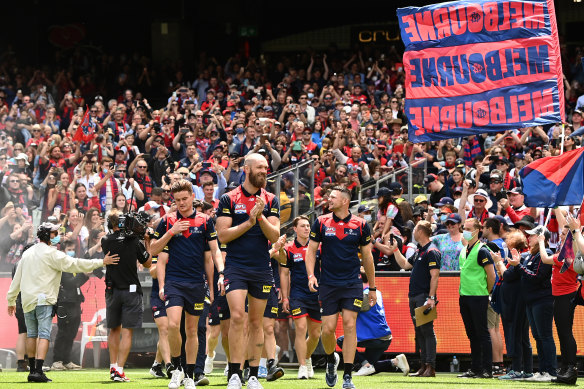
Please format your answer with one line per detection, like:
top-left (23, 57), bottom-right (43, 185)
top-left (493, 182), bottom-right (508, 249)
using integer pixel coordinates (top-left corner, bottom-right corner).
top-left (6, 223), bottom-right (119, 383)
top-left (306, 186), bottom-right (376, 389)
top-left (216, 153), bottom-right (280, 389)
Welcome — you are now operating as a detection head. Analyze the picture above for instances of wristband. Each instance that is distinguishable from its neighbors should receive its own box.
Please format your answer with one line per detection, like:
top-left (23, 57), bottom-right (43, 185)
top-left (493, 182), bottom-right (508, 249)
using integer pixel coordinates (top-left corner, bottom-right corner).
top-left (284, 298), bottom-right (289, 302)
top-left (573, 229), bottom-right (579, 235)
top-left (168, 230), bottom-right (175, 236)
top-left (218, 271), bottom-right (224, 276)
top-left (308, 274), bottom-right (315, 279)
top-left (393, 247), bottom-right (399, 253)
top-left (369, 287), bottom-right (376, 291)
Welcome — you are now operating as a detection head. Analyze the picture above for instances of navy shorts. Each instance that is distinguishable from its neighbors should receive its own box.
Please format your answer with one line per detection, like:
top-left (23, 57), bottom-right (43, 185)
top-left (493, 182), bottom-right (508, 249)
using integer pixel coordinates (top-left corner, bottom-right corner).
top-left (263, 287), bottom-right (279, 319)
top-left (208, 294), bottom-right (230, 325)
top-left (224, 267), bottom-right (273, 300)
top-left (290, 297), bottom-right (322, 322)
top-left (106, 289), bottom-right (143, 329)
top-left (318, 284), bottom-right (363, 316)
top-left (276, 302), bottom-right (291, 321)
top-left (151, 294), bottom-right (167, 319)
top-left (164, 280), bottom-right (205, 316)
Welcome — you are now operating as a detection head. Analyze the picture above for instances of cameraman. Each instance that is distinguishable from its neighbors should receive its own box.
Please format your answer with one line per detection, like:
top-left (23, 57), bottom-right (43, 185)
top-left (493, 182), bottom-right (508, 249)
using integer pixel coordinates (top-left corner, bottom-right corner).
top-left (6, 222), bottom-right (119, 383)
top-left (102, 210), bottom-right (152, 382)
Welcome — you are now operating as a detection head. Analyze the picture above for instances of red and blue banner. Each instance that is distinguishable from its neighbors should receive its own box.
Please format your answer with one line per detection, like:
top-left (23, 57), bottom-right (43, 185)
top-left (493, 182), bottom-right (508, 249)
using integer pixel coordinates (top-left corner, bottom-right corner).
top-left (397, 0), bottom-right (564, 143)
top-left (519, 147), bottom-right (584, 207)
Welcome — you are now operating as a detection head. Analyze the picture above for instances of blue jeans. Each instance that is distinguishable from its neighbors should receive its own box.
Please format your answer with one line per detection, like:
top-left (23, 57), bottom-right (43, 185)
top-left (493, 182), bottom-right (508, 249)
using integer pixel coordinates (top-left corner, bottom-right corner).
top-left (526, 299), bottom-right (557, 375)
top-left (24, 305), bottom-right (54, 340)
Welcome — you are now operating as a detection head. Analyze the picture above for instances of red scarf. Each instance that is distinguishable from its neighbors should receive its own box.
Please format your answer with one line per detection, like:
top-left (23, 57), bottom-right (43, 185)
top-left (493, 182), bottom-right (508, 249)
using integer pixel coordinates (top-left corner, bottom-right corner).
top-left (98, 172), bottom-right (118, 212)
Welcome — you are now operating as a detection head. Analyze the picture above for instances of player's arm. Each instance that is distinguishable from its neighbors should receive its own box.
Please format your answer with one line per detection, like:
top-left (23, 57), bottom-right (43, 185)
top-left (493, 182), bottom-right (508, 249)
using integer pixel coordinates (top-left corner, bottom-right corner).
top-left (204, 250), bottom-right (214, 303)
top-left (306, 240), bottom-right (320, 292)
top-left (427, 269), bottom-right (439, 309)
top-left (156, 252), bottom-right (168, 300)
top-left (280, 264), bottom-right (290, 312)
top-left (486, 263), bottom-right (496, 294)
top-left (258, 215), bottom-right (280, 244)
top-left (361, 242), bottom-right (377, 306)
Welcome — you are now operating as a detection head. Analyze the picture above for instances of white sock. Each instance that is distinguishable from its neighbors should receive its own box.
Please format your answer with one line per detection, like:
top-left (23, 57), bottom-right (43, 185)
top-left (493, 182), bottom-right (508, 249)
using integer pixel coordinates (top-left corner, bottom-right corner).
top-left (152, 360), bottom-right (161, 367)
top-left (110, 363), bottom-right (118, 370)
top-left (117, 366), bottom-right (123, 374)
top-left (259, 358), bottom-right (267, 368)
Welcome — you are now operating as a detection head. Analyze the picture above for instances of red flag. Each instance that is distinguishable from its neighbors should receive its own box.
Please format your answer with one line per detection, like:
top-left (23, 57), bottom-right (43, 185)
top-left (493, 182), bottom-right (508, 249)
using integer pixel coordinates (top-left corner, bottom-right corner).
top-left (72, 106), bottom-right (95, 144)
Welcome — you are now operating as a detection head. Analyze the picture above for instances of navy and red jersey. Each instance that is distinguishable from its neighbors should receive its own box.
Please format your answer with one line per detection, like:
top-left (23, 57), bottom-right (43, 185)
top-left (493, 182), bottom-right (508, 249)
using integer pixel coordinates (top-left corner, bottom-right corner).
top-left (154, 210), bottom-right (216, 283)
top-left (217, 185), bottom-right (280, 271)
top-left (270, 257), bottom-right (280, 289)
top-left (283, 239), bottom-right (321, 300)
top-left (309, 212), bottom-right (371, 287)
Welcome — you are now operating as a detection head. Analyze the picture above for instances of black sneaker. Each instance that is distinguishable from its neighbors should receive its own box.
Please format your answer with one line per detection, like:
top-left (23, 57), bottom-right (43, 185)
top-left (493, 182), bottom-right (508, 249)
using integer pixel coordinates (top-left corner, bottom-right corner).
top-left (195, 373), bottom-right (209, 386)
top-left (28, 371), bottom-right (52, 383)
top-left (458, 369), bottom-right (478, 378)
top-left (149, 364), bottom-right (166, 378)
top-left (325, 353), bottom-right (340, 387)
top-left (266, 364), bottom-right (285, 381)
top-left (479, 371), bottom-right (493, 379)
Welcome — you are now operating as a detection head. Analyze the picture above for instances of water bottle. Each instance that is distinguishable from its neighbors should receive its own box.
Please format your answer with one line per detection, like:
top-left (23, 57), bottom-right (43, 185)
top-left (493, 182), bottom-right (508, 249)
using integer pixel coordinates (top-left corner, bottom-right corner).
top-left (6, 353), bottom-right (12, 369)
top-left (450, 355), bottom-right (459, 373)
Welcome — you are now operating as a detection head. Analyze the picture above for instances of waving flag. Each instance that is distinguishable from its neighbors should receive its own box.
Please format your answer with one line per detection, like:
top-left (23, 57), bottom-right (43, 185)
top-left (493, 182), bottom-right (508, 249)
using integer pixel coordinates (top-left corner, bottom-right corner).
top-left (397, 0), bottom-right (564, 143)
top-left (519, 147), bottom-right (584, 207)
top-left (73, 106), bottom-right (96, 144)
top-left (558, 231), bottom-right (574, 273)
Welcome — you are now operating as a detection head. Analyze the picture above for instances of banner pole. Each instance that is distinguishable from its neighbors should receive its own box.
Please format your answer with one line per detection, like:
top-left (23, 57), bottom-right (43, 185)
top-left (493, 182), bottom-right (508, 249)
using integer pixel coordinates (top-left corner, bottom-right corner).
top-left (560, 123), bottom-right (565, 155)
top-left (544, 207), bottom-right (553, 229)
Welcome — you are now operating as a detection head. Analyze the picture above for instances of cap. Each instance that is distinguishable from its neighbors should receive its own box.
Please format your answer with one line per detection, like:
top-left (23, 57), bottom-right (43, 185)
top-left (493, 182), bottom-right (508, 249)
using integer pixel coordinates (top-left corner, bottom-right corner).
top-left (436, 197), bottom-right (454, 207)
top-left (229, 152), bottom-right (240, 159)
top-left (495, 157), bottom-right (510, 165)
top-left (412, 206), bottom-right (425, 216)
top-left (376, 140), bottom-right (387, 148)
top-left (199, 169), bottom-right (215, 177)
top-left (489, 173), bottom-right (503, 183)
top-left (357, 204), bottom-right (372, 214)
top-left (494, 215), bottom-right (513, 228)
top-left (143, 201), bottom-right (161, 212)
top-left (282, 172), bottom-right (294, 182)
top-left (508, 187), bottom-right (523, 195)
top-left (438, 168), bottom-right (448, 176)
top-left (453, 186), bottom-right (463, 194)
top-left (424, 174), bottom-right (438, 186)
top-left (574, 109), bottom-right (583, 116)
top-left (176, 167), bottom-right (190, 174)
top-left (526, 225), bottom-right (551, 240)
top-left (298, 178), bottom-right (310, 188)
top-left (513, 153), bottom-right (525, 160)
top-left (455, 158), bottom-right (465, 168)
top-left (274, 121), bottom-right (281, 126)
top-left (389, 181), bottom-right (402, 194)
top-left (257, 148), bottom-right (267, 155)
top-left (514, 215), bottom-right (536, 230)
top-left (445, 213), bottom-right (462, 224)
top-left (317, 106), bottom-right (327, 113)
top-left (373, 187), bottom-right (390, 199)
top-left (414, 195), bottom-right (428, 204)
top-left (214, 143), bottom-right (224, 150)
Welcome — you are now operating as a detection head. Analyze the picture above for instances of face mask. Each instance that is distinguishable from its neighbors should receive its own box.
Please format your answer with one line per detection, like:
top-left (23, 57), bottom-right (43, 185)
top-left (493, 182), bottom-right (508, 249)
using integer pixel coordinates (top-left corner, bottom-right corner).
top-left (66, 250), bottom-right (75, 257)
top-left (103, 168), bottom-right (108, 174)
top-left (307, 93), bottom-right (314, 99)
top-left (440, 214), bottom-right (447, 223)
top-left (50, 235), bottom-right (61, 245)
top-left (371, 76), bottom-right (378, 82)
top-left (364, 214), bottom-right (372, 223)
top-left (463, 230), bottom-right (474, 241)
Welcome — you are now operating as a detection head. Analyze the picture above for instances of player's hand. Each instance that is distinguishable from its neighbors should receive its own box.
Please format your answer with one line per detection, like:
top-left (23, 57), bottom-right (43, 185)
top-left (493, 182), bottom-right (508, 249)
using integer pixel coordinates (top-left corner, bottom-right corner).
top-left (254, 196), bottom-right (265, 216)
top-left (308, 276), bottom-right (319, 292)
top-left (508, 248), bottom-right (521, 266)
top-left (209, 292), bottom-right (214, 305)
top-left (217, 275), bottom-right (226, 296)
top-left (103, 251), bottom-right (119, 266)
top-left (159, 287), bottom-right (166, 301)
top-left (282, 299), bottom-right (290, 313)
top-left (170, 220), bottom-right (190, 235)
top-left (368, 289), bottom-right (378, 307)
top-left (7, 305), bottom-right (15, 316)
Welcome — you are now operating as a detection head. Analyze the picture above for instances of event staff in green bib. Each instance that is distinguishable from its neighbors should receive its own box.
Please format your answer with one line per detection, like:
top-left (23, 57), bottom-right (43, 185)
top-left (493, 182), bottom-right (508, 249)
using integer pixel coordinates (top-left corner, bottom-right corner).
top-left (457, 218), bottom-right (496, 379)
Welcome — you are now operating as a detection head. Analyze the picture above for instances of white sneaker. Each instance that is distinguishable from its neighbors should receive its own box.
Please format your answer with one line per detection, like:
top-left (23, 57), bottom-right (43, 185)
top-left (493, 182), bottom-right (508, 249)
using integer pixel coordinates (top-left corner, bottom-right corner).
top-left (204, 352), bottom-right (215, 374)
top-left (306, 358), bottom-right (314, 378)
top-left (395, 354), bottom-right (410, 375)
top-left (224, 365), bottom-right (229, 377)
top-left (51, 361), bottom-right (66, 371)
top-left (523, 372), bottom-right (541, 381)
top-left (65, 361), bottom-right (82, 370)
top-left (168, 368), bottom-right (184, 389)
top-left (227, 374), bottom-right (242, 389)
top-left (535, 372), bottom-right (552, 382)
top-left (298, 365), bottom-right (308, 379)
top-left (247, 376), bottom-right (264, 389)
top-left (183, 377), bottom-right (195, 389)
top-left (354, 364), bottom-right (375, 376)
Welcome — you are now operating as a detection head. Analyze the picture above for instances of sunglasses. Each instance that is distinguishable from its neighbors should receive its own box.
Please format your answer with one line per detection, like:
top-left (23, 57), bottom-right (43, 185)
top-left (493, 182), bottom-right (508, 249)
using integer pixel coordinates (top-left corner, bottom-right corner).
top-left (474, 198), bottom-right (485, 203)
top-left (137, 165), bottom-right (148, 169)
top-left (164, 189), bottom-right (171, 193)
top-left (185, 135), bottom-right (194, 138)
top-left (9, 180), bottom-right (19, 183)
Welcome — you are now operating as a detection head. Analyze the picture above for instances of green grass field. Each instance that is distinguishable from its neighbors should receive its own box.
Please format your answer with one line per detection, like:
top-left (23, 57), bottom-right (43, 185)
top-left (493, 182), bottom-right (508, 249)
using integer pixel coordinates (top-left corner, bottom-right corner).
top-left (0, 368), bottom-right (580, 389)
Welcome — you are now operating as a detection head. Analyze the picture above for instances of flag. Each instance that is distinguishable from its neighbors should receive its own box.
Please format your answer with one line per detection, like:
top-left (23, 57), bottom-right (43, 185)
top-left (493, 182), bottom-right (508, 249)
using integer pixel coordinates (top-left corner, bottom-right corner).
top-left (558, 231), bottom-right (574, 273)
top-left (519, 147), bottom-right (584, 207)
top-left (397, 0), bottom-right (564, 143)
top-left (72, 106), bottom-right (96, 144)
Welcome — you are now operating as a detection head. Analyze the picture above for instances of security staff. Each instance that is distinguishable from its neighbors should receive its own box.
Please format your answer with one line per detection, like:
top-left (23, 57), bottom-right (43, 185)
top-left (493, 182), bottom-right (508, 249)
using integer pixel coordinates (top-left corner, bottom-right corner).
top-left (51, 239), bottom-right (89, 371)
top-left (7, 222), bottom-right (118, 383)
top-left (102, 211), bottom-right (152, 382)
top-left (390, 220), bottom-right (440, 377)
top-left (306, 186), bottom-right (376, 389)
top-left (457, 218), bottom-right (496, 379)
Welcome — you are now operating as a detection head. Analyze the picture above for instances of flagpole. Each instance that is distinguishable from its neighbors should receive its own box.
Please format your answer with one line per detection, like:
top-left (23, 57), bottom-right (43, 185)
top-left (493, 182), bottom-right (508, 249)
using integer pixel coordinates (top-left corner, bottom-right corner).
top-left (560, 123), bottom-right (565, 155)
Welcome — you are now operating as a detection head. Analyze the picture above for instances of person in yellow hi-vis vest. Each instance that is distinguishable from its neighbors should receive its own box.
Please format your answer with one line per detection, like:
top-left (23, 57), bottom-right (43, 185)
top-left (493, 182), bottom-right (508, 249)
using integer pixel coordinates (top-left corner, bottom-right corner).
top-left (457, 218), bottom-right (496, 379)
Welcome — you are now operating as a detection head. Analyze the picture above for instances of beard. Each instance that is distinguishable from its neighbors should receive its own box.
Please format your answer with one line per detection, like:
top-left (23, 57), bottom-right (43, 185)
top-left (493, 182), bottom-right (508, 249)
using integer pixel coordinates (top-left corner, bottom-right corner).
top-left (249, 171), bottom-right (267, 188)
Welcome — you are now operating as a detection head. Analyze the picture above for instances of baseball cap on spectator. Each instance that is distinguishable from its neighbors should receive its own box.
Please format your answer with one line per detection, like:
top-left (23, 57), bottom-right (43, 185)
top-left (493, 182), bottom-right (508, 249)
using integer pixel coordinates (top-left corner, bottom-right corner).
top-left (282, 172), bottom-right (294, 182)
top-left (513, 153), bottom-right (525, 160)
top-left (141, 201), bottom-right (161, 212)
top-left (445, 213), bottom-right (462, 224)
top-left (438, 168), bottom-right (448, 176)
top-left (154, 133), bottom-right (164, 141)
top-left (490, 172), bottom-right (503, 183)
top-left (468, 189), bottom-right (493, 210)
top-left (376, 140), bottom-right (387, 149)
top-left (494, 215), bottom-right (513, 229)
top-left (200, 169), bottom-right (215, 179)
top-left (214, 143), bottom-right (224, 151)
top-left (298, 178), bottom-right (310, 189)
top-left (317, 106), bottom-right (327, 113)
top-left (389, 182), bottom-right (402, 194)
top-left (508, 187), bottom-right (523, 195)
top-left (494, 157), bottom-right (510, 166)
top-left (574, 109), bottom-right (583, 116)
top-left (274, 121), bottom-right (281, 126)
top-left (357, 204), bottom-right (372, 213)
top-left (526, 225), bottom-right (551, 240)
top-left (229, 152), bottom-right (240, 159)
top-left (222, 109), bottom-right (230, 115)
top-left (436, 197), bottom-right (454, 207)
top-left (257, 148), bottom-right (267, 155)
top-left (414, 195), bottom-right (428, 204)
top-left (343, 106), bottom-right (352, 114)
top-left (412, 206), bottom-right (425, 217)
top-left (455, 158), bottom-right (465, 168)
top-left (264, 106), bottom-right (273, 112)
top-left (514, 215), bottom-right (536, 230)
top-left (227, 101), bottom-right (236, 107)
top-left (453, 186), bottom-right (463, 195)
top-left (423, 174), bottom-right (438, 186)
top-left (372, 187), bottom-right (390, 199)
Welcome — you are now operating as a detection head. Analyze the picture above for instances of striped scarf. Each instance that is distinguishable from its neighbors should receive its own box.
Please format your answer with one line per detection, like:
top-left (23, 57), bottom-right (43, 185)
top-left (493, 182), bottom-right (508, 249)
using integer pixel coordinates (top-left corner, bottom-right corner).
top-left (135, 172), bottom-right (153, 200)
top-left (99, 172), bottom-right (118, 212)
top-left (463, 137), bottom-right (482, 166)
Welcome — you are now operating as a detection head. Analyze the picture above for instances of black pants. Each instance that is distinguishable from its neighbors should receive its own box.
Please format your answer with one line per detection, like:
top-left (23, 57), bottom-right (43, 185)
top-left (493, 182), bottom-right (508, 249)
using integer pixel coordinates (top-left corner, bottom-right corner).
top-left (554, 292), bottom-right (577, 367)
top-left (501, 300), bottom-right (532, 373)
top-left (409, 294), bottom-right (436, 367)
top-left (337, 336), bottom-right (392, 366)
top-left (459, 295), bottom-right (491, 373)
top-left (53, 303), bottom-right (82, 364)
